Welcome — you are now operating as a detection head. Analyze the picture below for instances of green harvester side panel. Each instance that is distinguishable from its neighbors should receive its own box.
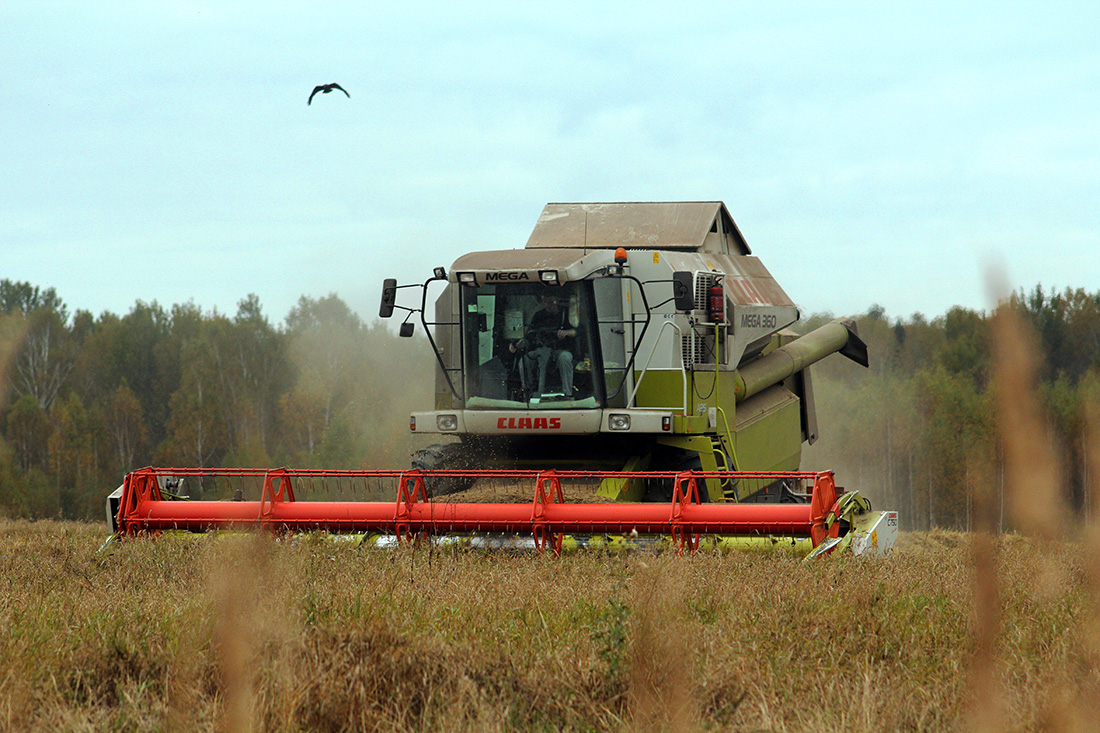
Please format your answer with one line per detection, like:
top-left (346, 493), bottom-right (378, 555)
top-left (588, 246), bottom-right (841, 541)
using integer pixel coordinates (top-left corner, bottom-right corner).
top-left (731, 385), bottom-right (803, 474)
top-left (630, 370), bottom-right (692, 412)
top-left (630, 370), bottom-right (741, 422)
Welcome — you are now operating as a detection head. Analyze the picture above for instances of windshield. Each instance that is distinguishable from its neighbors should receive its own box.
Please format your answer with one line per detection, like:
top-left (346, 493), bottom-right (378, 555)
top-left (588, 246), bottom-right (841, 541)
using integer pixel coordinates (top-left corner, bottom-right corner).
top-left (461, 281), bottom-right (601, 409)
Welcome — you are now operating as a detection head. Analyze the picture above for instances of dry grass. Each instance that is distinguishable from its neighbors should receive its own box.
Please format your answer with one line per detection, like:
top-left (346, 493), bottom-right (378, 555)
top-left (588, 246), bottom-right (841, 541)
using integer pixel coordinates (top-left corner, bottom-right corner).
top-left (1, 522), bottom-right (1099, 732)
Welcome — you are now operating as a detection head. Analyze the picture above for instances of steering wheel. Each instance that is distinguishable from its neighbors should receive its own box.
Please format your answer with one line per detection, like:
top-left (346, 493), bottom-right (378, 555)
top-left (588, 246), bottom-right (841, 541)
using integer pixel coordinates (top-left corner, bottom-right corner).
top-left (524, 326), bottom-right (559, 348)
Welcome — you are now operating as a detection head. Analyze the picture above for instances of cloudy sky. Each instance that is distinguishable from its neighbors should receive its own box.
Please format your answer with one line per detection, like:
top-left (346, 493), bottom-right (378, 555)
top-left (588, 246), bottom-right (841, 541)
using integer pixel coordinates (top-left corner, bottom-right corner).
top-left (3, 2), bottom-right (1098, 326)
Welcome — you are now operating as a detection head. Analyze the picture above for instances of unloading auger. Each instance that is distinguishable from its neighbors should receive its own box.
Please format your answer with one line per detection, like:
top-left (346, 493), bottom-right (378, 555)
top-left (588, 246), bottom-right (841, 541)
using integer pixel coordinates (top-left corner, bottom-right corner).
top-left (106, 467), bottom-right (896, 556)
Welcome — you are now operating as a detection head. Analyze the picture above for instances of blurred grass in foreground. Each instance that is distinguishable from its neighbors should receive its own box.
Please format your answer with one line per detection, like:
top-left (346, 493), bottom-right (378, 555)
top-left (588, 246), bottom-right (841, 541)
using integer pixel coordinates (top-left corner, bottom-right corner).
top-left (1, 522), bottom-right (1098, 732)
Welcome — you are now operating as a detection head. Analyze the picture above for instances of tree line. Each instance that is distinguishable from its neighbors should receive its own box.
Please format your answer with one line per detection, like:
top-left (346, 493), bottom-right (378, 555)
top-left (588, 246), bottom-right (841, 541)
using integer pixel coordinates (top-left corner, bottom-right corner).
top-left (804, 286), bottom-right (1100, 531)
top-left (0, 280), bottom-right (433, 520)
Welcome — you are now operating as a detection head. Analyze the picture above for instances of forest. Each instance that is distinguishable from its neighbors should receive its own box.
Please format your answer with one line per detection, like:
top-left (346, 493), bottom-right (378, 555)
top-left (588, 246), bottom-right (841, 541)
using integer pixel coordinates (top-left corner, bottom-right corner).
top-left (0, 280), bottom-right (434, 521)
top-left (805, 287), bottom-right (1100, 532)
top-left (1, 278), bottom-right (1098, 531)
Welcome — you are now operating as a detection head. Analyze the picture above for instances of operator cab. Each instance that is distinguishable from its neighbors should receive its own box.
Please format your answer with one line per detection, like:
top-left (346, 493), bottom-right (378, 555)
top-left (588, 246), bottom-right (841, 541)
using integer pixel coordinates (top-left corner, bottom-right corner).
top-left (461, 281), bottom-right (604, 409)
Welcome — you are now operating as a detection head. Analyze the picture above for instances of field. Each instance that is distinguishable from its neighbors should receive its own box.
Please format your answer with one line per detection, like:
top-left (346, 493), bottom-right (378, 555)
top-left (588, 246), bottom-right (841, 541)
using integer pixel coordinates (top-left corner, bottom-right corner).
top-left (2, 521), bottom-right (1099, 732)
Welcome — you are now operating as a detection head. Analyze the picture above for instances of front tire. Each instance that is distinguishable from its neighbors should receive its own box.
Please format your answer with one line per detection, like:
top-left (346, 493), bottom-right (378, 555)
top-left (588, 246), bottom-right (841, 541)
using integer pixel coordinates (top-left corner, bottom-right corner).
top-left (643, 451), bottom-right (710, 503)
top-left (411, 442), bottom-right (478, 497)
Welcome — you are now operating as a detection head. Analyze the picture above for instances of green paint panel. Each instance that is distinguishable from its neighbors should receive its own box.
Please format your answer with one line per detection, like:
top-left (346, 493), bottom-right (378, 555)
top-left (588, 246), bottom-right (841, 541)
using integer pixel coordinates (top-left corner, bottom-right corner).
top-left (731, 390), bottom-right (803, 475)
top-left (632, 370), bottom-right (740, 420)
top-left (631, 370), bottom-right (691, 411)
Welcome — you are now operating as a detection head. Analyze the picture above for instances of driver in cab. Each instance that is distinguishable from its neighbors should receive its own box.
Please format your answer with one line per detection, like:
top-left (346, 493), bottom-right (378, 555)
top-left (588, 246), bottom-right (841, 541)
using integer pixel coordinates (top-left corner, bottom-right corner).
top-left (509, 293), bottom-right (576, 398)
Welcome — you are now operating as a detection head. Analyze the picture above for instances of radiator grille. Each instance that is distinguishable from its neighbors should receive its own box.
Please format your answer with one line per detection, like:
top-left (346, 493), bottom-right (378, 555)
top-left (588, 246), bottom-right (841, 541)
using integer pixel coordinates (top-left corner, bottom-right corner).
top-left (681, 332), bottom-right (713, 366)
top-left (694, 273), bottom-right (719, 311)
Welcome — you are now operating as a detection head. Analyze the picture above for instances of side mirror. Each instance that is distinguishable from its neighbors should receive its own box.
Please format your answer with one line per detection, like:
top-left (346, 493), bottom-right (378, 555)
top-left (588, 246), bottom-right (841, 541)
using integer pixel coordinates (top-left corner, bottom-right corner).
top-left (672, 272), bottom-right (695, 311)
top-left (379, 278), bottom-right (397, 318)
top-left (399, 322), bottom-right (415, 338)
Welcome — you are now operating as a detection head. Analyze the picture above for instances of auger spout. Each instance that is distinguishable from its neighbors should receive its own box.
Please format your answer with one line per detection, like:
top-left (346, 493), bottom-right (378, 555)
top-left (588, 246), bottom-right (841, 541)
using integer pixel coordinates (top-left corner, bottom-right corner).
top-left (733, 319), bottom-right (868, 402)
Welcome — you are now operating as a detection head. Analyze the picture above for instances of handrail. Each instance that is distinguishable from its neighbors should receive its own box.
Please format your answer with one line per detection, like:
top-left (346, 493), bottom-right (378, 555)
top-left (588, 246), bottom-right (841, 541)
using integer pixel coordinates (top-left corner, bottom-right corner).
top-left (417, 277), bottom-right (463, 401)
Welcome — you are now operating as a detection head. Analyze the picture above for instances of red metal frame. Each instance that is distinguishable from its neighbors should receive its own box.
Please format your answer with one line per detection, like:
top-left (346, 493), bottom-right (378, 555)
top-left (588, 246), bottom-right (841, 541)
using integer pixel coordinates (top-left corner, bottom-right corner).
top-left (114, 467), bottom-right (844, 554)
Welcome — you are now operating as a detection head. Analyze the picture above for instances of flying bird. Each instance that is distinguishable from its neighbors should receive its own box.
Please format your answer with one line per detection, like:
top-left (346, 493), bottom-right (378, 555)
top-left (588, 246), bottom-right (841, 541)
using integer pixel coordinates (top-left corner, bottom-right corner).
top-left (308, 83), bottom-right (350, 105)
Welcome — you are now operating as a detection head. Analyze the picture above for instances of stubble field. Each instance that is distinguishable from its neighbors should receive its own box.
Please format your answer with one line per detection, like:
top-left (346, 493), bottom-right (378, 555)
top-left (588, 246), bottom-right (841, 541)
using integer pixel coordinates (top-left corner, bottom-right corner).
top-left (2, 521), bottom-right (1099, 732)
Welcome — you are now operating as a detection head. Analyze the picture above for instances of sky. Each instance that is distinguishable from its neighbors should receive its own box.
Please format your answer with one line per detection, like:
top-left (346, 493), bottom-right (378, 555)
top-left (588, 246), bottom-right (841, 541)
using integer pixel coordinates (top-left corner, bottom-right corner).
top-left (3, 1), bottom-right (1099, 327)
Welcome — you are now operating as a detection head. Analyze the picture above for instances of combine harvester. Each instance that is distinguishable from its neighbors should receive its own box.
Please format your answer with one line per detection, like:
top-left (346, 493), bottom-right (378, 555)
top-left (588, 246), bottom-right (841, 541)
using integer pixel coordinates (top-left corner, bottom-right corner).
top-left (107, 202), bottom-right (897, 556)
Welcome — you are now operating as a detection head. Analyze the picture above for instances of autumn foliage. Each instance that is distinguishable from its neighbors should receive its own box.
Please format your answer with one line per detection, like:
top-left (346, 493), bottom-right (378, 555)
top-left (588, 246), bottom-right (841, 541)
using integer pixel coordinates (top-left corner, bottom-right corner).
top-left (0, 281), bottom-right (433, 520)
top-left (805, 287), bottom-right (1100, 531)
